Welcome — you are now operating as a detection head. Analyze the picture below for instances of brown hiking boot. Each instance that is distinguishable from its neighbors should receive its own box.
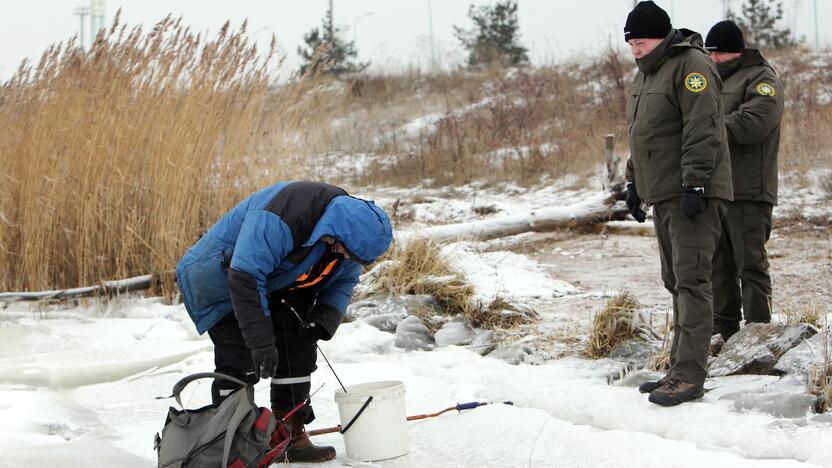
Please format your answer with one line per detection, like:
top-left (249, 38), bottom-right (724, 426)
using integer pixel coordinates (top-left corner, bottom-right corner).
top-left (638, 374), bottom-right (669, 394)
top-left (277, 411), bottom-right (336, 463)
top-left (648, 379), bottom-right (704, 407)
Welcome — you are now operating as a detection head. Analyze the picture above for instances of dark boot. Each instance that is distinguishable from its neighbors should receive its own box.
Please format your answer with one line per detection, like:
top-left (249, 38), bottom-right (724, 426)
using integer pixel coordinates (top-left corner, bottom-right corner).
top-left (638, 374), bottom-right (669, 394)
top-left (713, 320), bottom-right (739, 340)
top-left (277, 411), bottom-right (336, 463)
top-left (648, 379), bottom-right (704, 407)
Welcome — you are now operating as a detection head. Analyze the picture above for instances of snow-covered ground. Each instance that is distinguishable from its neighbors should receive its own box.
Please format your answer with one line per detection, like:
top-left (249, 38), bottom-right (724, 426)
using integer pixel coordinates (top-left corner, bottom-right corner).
top-left (1, 174), bottom-right (830, 467)
top-left (1, 296), bottom-right (830, 468)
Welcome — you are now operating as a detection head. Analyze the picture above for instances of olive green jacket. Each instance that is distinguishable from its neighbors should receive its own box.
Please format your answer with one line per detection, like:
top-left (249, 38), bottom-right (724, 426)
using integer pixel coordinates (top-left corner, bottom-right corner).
top-left (717, 48), bottom-right (783, 205)
top-left (625, 29), bottom-right (733, 204)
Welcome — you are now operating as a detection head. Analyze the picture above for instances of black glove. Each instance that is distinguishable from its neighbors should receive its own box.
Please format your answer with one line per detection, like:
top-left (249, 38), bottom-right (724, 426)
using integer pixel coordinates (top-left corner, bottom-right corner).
top-left (680, 186), bottom-right (706, 219)
top-left (251, 345), bottom-right (278, 379)
top-left (298, 322), bottom-right (328, 342)
top-left (625, 183), bottom-right (647, 223)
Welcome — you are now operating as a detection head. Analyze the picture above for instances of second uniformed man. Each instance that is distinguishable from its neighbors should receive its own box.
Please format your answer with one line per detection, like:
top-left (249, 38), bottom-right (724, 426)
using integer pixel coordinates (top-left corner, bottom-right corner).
top-left (705, 20), bottom-right (784, 339)
top-left (623, 1), bottom-right (733, 406)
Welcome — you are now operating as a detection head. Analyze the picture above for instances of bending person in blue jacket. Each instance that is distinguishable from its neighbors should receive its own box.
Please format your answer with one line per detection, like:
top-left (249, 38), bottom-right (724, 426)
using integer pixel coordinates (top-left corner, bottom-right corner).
top-left (176, 181), bottom-right (393, 463)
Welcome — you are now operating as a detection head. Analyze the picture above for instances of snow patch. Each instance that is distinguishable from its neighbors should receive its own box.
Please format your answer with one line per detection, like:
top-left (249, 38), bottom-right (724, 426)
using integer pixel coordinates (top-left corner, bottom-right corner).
top-left (441, 242), bottom-right (578, 304)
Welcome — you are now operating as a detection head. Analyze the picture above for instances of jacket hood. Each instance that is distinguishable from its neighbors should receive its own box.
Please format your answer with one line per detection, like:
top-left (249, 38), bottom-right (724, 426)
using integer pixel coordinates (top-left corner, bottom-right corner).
top-left (739, 48), bottom-right (768, 67)
top-left (716, 48), bottom-right (771, 79)
top-left (667, 28), bottom-right (706, 54)
top-left (303, 196), bottom-right (393, 265)
top-left (637, 28), bottom-right (707, 74)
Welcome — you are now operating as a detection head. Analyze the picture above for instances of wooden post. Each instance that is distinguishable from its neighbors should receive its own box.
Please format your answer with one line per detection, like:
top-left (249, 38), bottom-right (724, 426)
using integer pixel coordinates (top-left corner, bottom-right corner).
top-left (604, 134), bottom-right (620, 185)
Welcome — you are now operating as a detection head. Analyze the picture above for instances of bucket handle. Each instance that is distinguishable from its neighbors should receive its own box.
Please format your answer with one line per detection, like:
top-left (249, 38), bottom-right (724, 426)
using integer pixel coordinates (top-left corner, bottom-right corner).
top-left (340, 396), bottom-right (373, 434)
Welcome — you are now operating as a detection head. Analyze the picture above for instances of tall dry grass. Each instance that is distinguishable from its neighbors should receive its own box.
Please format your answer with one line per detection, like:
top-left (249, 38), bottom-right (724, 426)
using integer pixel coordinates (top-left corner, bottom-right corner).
top-left (771, 48), bottom-right (832, 179)
top-left (302, 46), bottom-right (832, 188)
top-left (369, 63), bottom-right (629, 186)
top-left (0, 14), bottom-right (313, 292)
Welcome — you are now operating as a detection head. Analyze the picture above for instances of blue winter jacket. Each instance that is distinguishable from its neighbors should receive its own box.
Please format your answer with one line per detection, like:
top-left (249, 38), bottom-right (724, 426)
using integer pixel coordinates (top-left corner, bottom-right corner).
top-left (176, 181), bottom-right (392, 347)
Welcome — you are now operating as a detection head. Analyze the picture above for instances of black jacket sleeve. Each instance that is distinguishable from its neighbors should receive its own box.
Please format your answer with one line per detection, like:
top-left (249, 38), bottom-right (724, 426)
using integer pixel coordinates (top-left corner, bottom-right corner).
top-left (228, 268), bottom-right (276, 349)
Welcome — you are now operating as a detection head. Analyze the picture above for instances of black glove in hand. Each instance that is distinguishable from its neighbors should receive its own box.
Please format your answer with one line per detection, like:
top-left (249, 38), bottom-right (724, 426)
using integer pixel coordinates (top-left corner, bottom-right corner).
top-left (298, 322), bottom-right (328, 342)
top-left (251, 345), bottom-right (278, 379)
top-left (625, 183), bottom-right (647, 223)
top-left (680, 187), bottom-right (706, 219)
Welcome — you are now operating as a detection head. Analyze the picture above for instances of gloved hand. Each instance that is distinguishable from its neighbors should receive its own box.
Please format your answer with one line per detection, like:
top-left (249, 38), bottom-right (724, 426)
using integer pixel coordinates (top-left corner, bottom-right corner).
top-left (625, 183), bottom-right (647, 223)
top-left (680, 186), bottom-right (706, 219)
top-left (298, 322), bottom-right (328, 342)
top-left (251, 345), bottom-right (278, 379)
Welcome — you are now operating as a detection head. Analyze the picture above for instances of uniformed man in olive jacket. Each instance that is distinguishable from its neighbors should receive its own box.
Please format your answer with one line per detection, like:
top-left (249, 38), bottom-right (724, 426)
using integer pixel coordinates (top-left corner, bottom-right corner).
top-left (623, 1), bottom-right (733, 406)
top-left (705, 20), bottom-right (783, 339)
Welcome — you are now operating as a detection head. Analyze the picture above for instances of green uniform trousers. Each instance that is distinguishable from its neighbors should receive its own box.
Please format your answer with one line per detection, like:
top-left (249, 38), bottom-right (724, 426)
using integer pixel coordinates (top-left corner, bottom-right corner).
top-left (711, 200), bottom-right (773, 336)
top-left (653, 198), bottom-right (728, 385)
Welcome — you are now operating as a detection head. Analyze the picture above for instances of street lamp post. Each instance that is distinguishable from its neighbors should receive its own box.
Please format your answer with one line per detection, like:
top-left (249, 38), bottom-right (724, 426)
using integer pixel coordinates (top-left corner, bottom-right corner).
top-left (352, 12), bottom-right (373, 44)
top-left (74, 5), bottom-right (91, 50)
top-left (814, 0), bottom-right (820, 49)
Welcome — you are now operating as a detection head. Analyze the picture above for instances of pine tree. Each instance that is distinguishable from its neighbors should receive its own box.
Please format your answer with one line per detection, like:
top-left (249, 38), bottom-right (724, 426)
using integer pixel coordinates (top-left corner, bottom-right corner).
top-left (453, 1), bottom-right (529, 67)
top-left (727, 0), bottom-right (800, 49)
top-left (298, 5), bottom-right (368, 75)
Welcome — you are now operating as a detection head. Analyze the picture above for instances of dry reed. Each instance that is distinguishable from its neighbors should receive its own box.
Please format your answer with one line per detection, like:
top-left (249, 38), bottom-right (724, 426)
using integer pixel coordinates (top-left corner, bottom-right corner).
top-left (586, 291), bottom-right (655, 359)
top-left (807, 317), bottom-right (831, 413)
top-left (362, 238), bottom-right (474, 318)
top-left (780, 302), bottom-right (825, 328)
top-left (647, 316), bottom-right (673, 372)
top-left (359, 238), bottom-right (539, 330)
top-left (467, 295), bottom-right (540, 329)
top-left (0, 14), bottom-right (314, 293)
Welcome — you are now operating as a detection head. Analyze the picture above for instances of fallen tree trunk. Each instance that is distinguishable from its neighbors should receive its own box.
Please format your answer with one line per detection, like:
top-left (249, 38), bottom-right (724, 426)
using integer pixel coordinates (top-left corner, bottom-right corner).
top-left (0, 274), bottom-right (155, 302)
top-left (396, 188), bottom-right (626, 246)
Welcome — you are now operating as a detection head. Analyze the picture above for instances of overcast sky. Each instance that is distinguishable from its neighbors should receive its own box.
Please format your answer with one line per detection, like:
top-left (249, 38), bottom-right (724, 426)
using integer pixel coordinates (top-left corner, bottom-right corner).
top-left (0, 0), bottom-right (828, 79)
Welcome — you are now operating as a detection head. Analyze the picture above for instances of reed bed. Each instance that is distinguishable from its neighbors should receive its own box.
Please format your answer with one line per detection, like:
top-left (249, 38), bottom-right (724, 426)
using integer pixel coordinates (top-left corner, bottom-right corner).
top-left (0, 14), bottom-right (313, 293)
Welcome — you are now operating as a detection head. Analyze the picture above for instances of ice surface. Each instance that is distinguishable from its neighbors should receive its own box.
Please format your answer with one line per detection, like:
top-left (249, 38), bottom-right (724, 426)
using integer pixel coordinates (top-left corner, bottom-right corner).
top-left (1, 300), bottom-right (831, 467)
top-left (775, 332), bottom-right (832, 376)
top-left (394, 316), bottom-right (435, 351)
top-left (434, 318), bottom-right (473, 347)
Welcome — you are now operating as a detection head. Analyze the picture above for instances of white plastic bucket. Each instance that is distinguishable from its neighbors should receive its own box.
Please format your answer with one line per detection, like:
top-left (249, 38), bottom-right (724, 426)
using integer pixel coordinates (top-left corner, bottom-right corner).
top-left (334, 380), bottom-right (409, 461)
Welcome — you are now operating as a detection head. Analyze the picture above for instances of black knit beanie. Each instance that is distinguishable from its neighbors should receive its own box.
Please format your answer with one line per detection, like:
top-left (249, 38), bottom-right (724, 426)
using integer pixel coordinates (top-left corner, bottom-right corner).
top-left (624, 1), bottom-right (672, 42)
top-left (705, 20), bottom-right (745, 52)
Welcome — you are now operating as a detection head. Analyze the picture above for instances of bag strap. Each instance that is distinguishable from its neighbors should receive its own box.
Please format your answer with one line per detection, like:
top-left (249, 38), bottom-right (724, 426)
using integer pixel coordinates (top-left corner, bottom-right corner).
top-left (222, 386), bottom-right (258, 468)
top-left (167, 372), bottom-right (255, 409)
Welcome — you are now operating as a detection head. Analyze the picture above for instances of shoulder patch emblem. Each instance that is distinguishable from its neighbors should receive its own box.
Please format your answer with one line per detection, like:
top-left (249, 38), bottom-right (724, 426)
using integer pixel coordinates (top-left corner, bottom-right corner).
top-left (756, 82), bottom-right (776, 96)
top-left (685, 72), bottom-right (708, 93)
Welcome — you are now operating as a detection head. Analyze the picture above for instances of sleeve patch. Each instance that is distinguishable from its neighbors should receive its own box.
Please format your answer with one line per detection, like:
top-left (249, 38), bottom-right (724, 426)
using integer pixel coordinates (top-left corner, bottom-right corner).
top-left (756, 82), bottom-right (776, 96)
top-left (684, 72), bottom-right (708, 93)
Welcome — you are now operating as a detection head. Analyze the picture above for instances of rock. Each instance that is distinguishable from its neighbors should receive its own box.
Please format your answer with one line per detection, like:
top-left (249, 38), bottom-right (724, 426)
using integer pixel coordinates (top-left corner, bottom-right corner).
top-left (618, 369), bottom-right (664, 388)
top-left (346, 295), bottom-right (444, 333)
top-left (345, 297), bottom-right (406, 323)
top-left (774, 332), bottom-right (832, 376)
top-left (399, 294), bottom-right (444, 315)
top-left (469, 329), bottom-right (496, 355)
top-left (709, 323), bottom-right (818, 377)
top-left (710, 334), bottom-right (725, 356)
top-left (489, 341), bottom-right (534, 365)
top-left (434, 317), bottom-right (474, 347)
top-left (362, 313), bottom-right (407, 333)
top-left (608, 339), bottom-right (657, 369)
top-left (394, 316), bottom-right (434, 351)
top-left (810, 413), bottom-right (832, 424)
top-left (722, 391), bottom-right (817, 418)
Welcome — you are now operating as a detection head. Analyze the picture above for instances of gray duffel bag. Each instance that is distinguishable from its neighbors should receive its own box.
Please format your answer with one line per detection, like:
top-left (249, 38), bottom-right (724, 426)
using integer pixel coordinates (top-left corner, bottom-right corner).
top-left (155, 372), bottom-right (288, 468)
